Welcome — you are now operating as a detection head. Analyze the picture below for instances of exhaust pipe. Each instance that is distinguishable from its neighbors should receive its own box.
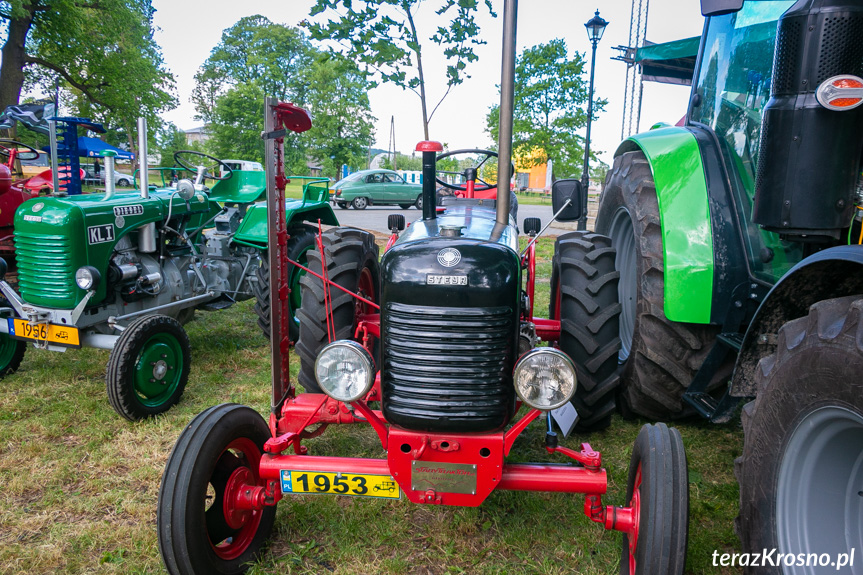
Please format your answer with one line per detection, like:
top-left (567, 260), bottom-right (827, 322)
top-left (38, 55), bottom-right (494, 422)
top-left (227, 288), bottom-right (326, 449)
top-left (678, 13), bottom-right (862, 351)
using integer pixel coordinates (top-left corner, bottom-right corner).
top-left (102, 150), bottom-right (117, 201)
top-left (495, 0), bottom-right (518, 228)
top-left (136, 117), bottom-right (156, 253)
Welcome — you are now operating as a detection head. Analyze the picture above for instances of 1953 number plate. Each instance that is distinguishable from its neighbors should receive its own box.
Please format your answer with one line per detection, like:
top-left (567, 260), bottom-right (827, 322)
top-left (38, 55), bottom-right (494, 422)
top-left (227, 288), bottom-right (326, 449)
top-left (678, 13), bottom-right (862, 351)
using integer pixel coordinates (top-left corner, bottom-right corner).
top-left (280, 470), bottom-right (401, 499)
top-left (427, 274), bottom-right (468, 286)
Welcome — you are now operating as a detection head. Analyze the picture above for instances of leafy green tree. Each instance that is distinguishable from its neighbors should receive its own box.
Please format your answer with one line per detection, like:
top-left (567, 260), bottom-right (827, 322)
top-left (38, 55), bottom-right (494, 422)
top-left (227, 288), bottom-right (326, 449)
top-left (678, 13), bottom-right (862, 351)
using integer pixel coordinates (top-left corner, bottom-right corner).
top-left (305, 0), bottom-right (495, 140)
top-left (0, 0), bottom-right (176, 151)
top-left (304, 54), bottom-right (376, 179)
top-left (192, 16), bottom-right (375, 176)
top-left (380, 153), bottom-right (422, 171)
top-left (154, 123), bottom-right (190, 168)
top-left (486, 38), bottom-right (607, 178)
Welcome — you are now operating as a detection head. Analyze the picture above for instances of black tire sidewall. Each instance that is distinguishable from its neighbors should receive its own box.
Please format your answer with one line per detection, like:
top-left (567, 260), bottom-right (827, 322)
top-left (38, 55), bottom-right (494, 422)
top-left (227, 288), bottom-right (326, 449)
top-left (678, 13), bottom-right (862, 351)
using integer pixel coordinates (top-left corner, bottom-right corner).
top-left (106, 314), bottom-right (190, 421)
top-left (159, 404), bottom-right (276, 575)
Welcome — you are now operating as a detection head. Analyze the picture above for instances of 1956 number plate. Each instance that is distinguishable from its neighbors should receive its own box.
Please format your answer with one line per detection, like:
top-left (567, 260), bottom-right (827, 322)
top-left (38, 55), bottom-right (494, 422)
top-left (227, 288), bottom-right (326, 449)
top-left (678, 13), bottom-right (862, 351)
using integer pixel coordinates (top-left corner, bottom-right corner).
top-left (7, 318), bottom-right (80, 347)
top-left (280, 470), bottom-right (401, 499)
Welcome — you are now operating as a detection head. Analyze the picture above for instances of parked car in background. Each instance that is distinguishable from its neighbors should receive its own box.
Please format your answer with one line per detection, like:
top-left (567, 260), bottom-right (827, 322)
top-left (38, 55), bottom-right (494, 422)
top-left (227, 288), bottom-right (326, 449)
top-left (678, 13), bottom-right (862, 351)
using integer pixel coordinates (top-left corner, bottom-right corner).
top-left (332, 169), bottom-right (424, 209)
top-left (221, 159), bottom-right (263, 177)
top-left (17, 149), bottom-right (49, 178)
top-left (82, 163), bottom-right (133, 187)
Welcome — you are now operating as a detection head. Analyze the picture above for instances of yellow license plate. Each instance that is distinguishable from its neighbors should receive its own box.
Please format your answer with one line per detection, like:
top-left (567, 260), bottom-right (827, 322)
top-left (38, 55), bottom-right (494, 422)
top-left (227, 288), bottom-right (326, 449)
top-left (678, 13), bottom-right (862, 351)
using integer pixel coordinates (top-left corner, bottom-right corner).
top-left (8, 318), bottom-right (80, 347)
top-left (280, 470), bottom-right (401, 499)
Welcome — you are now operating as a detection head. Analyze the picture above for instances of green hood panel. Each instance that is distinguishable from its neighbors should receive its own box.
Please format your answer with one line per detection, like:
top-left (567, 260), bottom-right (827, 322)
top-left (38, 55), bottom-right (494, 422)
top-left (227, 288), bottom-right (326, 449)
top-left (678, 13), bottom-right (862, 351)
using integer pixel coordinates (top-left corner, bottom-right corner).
top-left (232, 200), bottom-right (339, 246)
top-left (616, 127), bottom-right (714, 323)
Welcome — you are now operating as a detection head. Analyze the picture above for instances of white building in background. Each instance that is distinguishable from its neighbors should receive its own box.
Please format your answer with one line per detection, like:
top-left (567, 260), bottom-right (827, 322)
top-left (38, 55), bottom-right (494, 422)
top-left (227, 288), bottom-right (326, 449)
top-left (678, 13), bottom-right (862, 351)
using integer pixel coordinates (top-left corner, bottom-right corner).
top-left (183, 126), bottom-right (210, 144)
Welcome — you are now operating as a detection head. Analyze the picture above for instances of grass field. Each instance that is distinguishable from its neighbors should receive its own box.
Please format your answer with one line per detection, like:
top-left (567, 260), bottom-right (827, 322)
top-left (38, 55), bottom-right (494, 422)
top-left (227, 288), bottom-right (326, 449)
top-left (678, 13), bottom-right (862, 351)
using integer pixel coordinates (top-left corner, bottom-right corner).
top-left (0, 234), bottom-right (743, 575)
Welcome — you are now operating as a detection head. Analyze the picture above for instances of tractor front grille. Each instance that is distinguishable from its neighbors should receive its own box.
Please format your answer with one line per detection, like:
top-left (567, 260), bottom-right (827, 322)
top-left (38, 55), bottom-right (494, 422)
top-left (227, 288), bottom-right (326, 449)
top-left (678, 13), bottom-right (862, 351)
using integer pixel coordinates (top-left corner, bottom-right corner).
top-left (15, 233), bottom-right (78, 308)
top-left (382, 302), bottom-right (515, 433)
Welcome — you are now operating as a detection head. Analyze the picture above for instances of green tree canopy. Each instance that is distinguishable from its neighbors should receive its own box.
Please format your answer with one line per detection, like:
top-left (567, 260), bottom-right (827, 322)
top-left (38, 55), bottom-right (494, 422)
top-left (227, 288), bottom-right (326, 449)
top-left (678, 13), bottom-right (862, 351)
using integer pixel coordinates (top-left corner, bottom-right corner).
top-left (304, 0), bottom-right (495, 140)
top-left (0, 0), bottom-right (176, 152)
top-left (486, 38), bottom-right (607, 179)
top-left (192, 16), bottom-right (375, 176)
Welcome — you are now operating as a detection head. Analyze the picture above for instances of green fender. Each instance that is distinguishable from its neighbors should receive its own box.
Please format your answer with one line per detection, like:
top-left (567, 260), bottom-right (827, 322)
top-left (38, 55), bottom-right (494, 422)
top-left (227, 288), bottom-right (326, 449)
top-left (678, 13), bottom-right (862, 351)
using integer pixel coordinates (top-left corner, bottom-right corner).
top-left (614, 126), bottom-right (713, 324)
top-left (233, 200), bottom-right (339, 247)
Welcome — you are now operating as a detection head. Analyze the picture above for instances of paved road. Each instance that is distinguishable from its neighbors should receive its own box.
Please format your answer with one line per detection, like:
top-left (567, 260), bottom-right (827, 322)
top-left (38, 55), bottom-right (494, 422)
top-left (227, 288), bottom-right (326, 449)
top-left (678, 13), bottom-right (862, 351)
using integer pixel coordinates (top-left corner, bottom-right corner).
top-left (328, 202), bottom-right (581, 236)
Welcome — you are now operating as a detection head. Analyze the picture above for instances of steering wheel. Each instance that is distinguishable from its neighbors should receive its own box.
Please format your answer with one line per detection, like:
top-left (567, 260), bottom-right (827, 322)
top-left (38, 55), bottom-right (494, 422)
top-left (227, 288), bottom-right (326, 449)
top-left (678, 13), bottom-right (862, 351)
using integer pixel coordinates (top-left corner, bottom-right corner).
top-left (173, 150), bottom-right (233, 181)
top-left (434, 149), bottom-right (514, 193)
top-left (0, 139), bottom-right (40, 166)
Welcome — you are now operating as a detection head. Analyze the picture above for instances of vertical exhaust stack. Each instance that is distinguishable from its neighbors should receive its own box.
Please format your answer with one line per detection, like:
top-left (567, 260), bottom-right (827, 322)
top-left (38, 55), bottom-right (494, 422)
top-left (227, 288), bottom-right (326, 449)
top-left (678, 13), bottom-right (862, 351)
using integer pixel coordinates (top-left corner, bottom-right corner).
top-left (495, 0), bottom-right (518, 228)
top-left (136, 117), bottom-right (157, 253)
top-left (102, 150), bottom-right (117, 201)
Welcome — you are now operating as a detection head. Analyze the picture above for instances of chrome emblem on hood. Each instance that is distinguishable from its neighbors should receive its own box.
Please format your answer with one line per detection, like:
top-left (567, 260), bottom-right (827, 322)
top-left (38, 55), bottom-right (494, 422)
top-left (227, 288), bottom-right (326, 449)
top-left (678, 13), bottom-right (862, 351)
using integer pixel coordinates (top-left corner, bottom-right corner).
top-left (437, 248), bottom-right (461, 267)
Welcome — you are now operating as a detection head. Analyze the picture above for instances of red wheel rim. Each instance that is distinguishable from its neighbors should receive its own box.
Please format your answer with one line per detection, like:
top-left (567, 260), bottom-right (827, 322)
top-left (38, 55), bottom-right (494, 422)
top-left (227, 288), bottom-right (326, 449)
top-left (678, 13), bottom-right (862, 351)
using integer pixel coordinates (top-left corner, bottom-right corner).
top-left (627, 462), bottom-right (642, 574)
top-left (209, 437), bottom-right (265, 561)
top-left (356, 266), bottom-right (376, 316)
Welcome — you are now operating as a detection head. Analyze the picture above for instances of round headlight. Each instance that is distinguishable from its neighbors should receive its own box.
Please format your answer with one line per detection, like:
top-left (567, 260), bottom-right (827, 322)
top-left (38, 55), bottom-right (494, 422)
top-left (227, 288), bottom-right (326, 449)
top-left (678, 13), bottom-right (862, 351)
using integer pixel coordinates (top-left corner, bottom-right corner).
top-left (513, 348), bottom-right (577, 411)
top-left (75, 266), bottom-right (101, 291)
top-left (314, 340), bottom-right (375, 402)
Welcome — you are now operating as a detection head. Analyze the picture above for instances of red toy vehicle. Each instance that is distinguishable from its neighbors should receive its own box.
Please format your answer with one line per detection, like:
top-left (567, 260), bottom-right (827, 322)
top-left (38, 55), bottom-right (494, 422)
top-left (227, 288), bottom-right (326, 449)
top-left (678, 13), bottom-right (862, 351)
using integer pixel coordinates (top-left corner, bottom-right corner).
top-left (157, 5), bottom-right (689, 574)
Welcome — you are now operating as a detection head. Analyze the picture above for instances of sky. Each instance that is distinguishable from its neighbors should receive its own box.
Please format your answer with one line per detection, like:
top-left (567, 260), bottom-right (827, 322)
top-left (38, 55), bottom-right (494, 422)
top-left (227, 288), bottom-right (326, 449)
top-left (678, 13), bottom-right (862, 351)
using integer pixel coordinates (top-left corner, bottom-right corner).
top-left (150, 0), bottom-right (705, 167)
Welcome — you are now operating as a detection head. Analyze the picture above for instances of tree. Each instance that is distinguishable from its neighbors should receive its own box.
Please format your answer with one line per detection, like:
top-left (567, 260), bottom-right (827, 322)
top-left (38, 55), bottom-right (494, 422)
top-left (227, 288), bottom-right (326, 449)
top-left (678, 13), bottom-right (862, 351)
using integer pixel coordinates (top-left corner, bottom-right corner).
top-left (0, 0), bottom-right (176, 152)
top-left (486, 38), bottom-right (607, 179)
top-left (304, 54), bottom-right (376, 178)
top-left (304, 0), bottom-right (495, 140)
top-left (192, 16), bottom-right (375, 176)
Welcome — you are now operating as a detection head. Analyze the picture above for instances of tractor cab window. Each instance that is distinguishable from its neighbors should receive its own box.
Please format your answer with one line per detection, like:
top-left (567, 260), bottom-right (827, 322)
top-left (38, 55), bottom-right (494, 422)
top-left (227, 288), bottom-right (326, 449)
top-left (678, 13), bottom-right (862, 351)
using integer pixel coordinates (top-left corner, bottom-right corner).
top-left (690, 0), bottom-right (802, 283)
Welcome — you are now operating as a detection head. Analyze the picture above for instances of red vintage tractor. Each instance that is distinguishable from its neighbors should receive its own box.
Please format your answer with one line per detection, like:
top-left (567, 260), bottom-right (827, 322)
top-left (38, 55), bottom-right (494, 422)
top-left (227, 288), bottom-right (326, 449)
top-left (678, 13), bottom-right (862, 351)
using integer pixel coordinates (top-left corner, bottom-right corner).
top-left (0, 139), bottom-right (42, 283)
top-left (156, 3), bottom-right (689, 574)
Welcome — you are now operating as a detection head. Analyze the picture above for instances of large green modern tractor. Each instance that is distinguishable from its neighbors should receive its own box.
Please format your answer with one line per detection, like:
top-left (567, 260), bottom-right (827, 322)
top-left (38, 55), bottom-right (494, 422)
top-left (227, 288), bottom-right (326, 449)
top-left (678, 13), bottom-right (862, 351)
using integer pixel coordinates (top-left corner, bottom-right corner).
top-left (0, 119), bottom-right (337, 421)
top-left (555, 0), bottom-right (863, 569)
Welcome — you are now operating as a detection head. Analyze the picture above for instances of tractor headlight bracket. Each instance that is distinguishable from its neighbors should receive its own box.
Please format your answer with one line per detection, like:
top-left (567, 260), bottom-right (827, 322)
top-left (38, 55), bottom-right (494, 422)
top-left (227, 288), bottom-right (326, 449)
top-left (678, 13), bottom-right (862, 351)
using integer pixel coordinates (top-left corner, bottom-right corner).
top-left (513, 348), bottom-right (577, 411)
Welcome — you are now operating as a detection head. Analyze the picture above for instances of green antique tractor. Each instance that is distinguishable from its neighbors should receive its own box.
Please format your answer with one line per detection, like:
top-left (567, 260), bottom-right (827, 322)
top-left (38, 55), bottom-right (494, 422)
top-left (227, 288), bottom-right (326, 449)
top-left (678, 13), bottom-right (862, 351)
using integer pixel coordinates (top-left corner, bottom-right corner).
top-left (553, 0), bottom-right (863, 569)
top-left (0, 113), bottom-right (336, 421)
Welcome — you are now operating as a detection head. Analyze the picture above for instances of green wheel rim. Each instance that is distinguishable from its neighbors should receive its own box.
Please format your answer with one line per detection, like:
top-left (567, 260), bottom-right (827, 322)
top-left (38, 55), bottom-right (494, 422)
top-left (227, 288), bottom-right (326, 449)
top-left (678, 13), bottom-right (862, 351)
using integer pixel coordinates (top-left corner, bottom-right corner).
top-left (0, 331), bottom-right (18, 370)
top-left (289, 245), bottom-right (314, 330)
top-left (134, 332), bottom-right (184, 406)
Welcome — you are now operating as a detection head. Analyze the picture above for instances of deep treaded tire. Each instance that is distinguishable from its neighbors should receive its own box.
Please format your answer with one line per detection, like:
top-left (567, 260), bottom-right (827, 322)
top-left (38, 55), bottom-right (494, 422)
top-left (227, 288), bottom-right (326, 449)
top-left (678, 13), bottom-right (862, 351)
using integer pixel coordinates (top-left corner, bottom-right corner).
top-left (253, 225), bottom-right (318, 343)
top-left (621, 423), bottom-right (688, 575)
top-left (295, 228), bottom-right (379, 393)
top-left (106, 314), bottom-right (191, 421)
top-left (735, 296), bottom-right (863, 574)
top-left (550, 231), bottom-right (621, 431)
top-left (596, 150), bottom-right (731, 419)
top-left (158, 404), bottom-right (277, 575)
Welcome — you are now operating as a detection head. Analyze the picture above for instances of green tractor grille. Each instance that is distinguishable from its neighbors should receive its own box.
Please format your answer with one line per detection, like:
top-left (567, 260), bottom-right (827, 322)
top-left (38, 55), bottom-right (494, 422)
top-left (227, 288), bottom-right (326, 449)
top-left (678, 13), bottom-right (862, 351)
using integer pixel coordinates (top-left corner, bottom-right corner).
top-left (15, 233), bottom-right (80, 308)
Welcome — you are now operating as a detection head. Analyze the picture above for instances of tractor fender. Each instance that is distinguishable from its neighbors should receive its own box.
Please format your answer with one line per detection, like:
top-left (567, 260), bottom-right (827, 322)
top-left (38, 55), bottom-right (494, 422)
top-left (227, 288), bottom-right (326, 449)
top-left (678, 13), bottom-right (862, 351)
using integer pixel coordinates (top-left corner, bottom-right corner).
top-left (731, 245), bottom-right (863, 398)
top-left (614, 127), bottom-right (715, 323)
top-left (233, 201), bottom-right (339, 247)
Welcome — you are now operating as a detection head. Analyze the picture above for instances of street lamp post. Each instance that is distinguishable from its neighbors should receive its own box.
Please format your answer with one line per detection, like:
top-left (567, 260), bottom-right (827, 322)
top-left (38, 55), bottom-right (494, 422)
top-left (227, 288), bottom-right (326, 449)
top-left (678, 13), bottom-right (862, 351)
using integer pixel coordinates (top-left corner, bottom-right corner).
top-left (578, 9), bottom-right (608, 231)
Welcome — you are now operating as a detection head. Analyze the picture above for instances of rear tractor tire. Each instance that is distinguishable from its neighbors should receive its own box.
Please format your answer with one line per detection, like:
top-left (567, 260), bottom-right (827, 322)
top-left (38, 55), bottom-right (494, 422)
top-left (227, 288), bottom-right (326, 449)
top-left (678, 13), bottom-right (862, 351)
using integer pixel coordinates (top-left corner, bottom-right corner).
top-left (0, 302), bottom-right (26, 378)
top-left (158, 403), bottom-right (276, 575)
top-left (620, 423), bottom-right (689, 575)
top-left (106, 314), bottom-right (191, 421)
top-left (253, 225), bottom-right (318, 343)
top-left (295, 228), bottom-right (380, 393)
top-left (735, 296), bottom-right (863, 574)
top-left (550, 231), bottom-right (621, 432)
top-left (595, 150), bottom-right (732, 420)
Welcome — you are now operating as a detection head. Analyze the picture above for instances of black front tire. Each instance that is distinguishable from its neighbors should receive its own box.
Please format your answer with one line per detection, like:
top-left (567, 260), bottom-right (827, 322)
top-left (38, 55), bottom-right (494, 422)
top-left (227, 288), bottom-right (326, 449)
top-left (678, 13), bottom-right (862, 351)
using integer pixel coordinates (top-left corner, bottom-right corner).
top-left (253, 225), bottom-right (318, 343)
top-left (735, 296), bottom-right (863, 574)
top-left (620, 423), bottom-right (688, 575)
top-left (551, 231), bottom-right (621, 432)
top-left (295, 228), bottom-right (380, 393)
top-left (158, 404), bottom-right (277, 575)
top-left (595, 150), bottom-right (731, 419)
top-left (106, 314), bottom-right (191, 421)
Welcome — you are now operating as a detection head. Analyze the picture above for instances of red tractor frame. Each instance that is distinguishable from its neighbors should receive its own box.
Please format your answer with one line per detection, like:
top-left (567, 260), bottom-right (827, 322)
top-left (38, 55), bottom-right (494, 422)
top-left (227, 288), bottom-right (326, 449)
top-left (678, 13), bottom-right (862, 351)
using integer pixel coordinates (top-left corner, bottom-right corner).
top-left (156, 99), bottom-right (689, 575)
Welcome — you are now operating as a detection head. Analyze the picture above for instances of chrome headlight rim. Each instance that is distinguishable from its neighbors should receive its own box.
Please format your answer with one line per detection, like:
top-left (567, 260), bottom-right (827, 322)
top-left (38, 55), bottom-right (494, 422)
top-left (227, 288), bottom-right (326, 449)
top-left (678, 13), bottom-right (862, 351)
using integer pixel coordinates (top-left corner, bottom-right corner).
top-left (314, 340), bottom-right (375, 403)
top-left (513, 347), bottom-right (577, 411)
top-left (75, 266), bottom-right (101, 291)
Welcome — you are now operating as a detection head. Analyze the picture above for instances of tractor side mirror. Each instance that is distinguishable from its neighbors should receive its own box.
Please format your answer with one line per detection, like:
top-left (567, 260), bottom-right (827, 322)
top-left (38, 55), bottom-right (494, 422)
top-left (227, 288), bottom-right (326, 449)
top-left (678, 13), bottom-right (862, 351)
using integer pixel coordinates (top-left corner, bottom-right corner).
top-left (700, 0), bottom-right (743, 16)
top-left (551, 179), bottom-right (583, 222)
